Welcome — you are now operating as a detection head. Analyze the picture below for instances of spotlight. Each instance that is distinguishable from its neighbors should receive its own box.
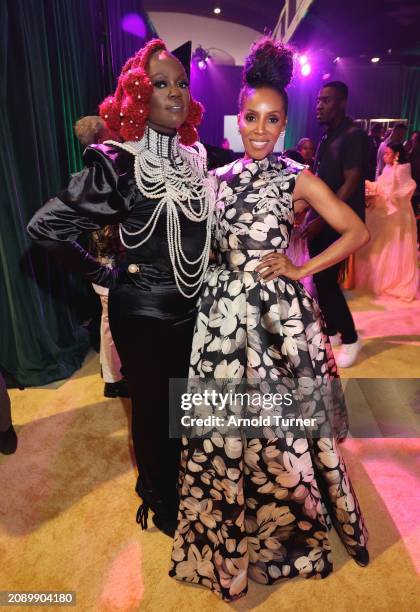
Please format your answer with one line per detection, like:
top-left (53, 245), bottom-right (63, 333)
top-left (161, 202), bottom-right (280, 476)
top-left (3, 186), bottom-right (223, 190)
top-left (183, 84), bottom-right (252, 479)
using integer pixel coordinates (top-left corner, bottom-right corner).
top-left (301, 63), bottom-right (311, 76)
top-left (214, 7), bottom-right (221, 14)
top-left (298, 54), bottom-right (308, 65)
top-left (192, 46), bottom-right (211, 70)
top-left (333, 56), bottom-right (340, 63)
top-left (371, 57), bottom-right (380, 63)
top-left (322, 72), bottom-right (331, 80)
top-left (121, 13), bottom-right (147, 38)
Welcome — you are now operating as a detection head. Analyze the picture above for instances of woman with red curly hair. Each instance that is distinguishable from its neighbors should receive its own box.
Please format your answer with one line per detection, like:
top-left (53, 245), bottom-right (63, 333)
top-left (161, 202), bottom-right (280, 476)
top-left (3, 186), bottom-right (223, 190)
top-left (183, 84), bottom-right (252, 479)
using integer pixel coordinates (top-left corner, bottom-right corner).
top-left (27, 39), bottom-right (214, 536)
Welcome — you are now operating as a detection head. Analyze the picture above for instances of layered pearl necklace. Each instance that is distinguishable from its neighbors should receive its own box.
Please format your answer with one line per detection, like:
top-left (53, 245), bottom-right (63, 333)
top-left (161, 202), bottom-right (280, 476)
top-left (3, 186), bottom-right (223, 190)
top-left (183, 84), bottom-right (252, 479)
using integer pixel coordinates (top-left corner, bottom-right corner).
top-left (104, 127), bottom-right (214, 298)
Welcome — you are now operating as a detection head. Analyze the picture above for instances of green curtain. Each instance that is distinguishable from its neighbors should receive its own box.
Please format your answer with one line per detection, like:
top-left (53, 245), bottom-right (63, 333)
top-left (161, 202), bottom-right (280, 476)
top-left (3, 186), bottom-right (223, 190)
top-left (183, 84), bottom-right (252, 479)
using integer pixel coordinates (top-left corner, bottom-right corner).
top-left (44, 0), bottom-right (105, 174)
top-left (284, 77), bottom-right (322, 150)
top-left (402, 67), bottom-right (420, 132)
top-left (0, 0), bottom-right (105, 386)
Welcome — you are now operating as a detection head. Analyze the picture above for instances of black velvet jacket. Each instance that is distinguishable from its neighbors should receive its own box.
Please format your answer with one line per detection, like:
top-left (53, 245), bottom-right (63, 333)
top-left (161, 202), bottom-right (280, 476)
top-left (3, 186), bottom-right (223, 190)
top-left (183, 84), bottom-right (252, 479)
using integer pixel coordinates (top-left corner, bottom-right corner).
top-left (27, 139), bottom-right (208, 320)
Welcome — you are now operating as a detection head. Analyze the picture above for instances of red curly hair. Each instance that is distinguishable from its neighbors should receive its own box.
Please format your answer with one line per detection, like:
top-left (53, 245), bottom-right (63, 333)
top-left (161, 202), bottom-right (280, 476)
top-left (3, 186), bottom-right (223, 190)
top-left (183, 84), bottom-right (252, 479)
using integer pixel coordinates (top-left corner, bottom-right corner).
top-left (99, 38), bottom-right (203, 146)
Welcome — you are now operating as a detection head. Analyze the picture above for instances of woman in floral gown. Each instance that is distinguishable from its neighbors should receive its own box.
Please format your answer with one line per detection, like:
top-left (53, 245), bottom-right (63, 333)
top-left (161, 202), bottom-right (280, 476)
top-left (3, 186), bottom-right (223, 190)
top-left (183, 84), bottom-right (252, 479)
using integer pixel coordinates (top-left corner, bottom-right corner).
top-left (170, 38), bottom-right (370, 601)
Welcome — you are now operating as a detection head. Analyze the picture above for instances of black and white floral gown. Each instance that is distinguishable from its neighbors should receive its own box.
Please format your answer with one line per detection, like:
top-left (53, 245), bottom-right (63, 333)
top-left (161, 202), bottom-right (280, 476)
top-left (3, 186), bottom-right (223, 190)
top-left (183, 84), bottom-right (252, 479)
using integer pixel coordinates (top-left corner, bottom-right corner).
top-left (169, 155), bottom-right (369, 601)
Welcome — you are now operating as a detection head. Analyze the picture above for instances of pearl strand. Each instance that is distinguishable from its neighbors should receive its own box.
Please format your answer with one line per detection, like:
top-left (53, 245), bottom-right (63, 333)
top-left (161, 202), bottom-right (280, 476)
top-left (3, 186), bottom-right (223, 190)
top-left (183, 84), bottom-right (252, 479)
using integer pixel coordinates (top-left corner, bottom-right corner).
top-left (104, 127), bottom-right (214, 298)
top-left (167, 207), bottom-right (213, 297)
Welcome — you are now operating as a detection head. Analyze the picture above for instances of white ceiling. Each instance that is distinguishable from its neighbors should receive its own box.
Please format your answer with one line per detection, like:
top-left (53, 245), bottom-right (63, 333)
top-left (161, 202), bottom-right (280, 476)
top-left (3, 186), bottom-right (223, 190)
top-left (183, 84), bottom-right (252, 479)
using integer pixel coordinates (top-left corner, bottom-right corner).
top-left (149, 12), bottom-right (262, 66)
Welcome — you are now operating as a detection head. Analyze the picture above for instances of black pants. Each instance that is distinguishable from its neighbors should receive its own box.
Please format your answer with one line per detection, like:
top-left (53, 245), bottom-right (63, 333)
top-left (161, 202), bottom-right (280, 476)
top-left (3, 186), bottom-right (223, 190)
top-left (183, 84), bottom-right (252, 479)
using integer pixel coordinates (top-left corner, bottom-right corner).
top-left (308, 239), bottom-right (357, 344)
top-left (108, 309), bottom-right (195, 516)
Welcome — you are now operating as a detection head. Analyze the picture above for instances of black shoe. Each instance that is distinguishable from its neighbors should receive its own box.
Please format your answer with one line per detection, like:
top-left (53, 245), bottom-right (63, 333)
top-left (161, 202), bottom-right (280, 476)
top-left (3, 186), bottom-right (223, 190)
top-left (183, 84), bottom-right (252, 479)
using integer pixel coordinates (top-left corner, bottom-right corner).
top-left (152, 513), bottom-right (177, 537)
top-left (353, 549), bottom-right (370, 567)
top-left (135, 479), bottom-right (178, 537)
top-left (0, 425), bottom-right (18, 455)
top-left (104, 380), bottom-right (130, 398)
top-left (136, 502), bottom-right (176, 537)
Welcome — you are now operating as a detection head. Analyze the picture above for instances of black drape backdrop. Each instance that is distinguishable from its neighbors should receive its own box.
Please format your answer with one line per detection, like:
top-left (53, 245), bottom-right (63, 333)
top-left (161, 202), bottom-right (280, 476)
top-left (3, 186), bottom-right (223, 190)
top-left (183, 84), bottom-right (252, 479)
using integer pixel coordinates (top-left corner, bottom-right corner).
top-left (0, 0), bottom-right (153, 386)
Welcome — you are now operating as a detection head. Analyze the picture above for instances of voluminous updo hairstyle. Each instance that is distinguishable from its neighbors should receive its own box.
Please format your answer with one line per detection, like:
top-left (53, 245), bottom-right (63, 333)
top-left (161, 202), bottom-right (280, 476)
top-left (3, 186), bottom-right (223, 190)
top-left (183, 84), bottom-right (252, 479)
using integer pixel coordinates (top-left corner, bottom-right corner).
top-left (239, 37), bottom-right (294, 114)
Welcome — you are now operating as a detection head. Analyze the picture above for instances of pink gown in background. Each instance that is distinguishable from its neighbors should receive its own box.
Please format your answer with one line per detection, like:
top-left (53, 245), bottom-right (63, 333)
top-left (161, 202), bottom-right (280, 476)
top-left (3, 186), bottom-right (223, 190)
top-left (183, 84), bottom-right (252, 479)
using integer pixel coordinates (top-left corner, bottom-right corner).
top-left (355, 163), bottom-right (418, 301)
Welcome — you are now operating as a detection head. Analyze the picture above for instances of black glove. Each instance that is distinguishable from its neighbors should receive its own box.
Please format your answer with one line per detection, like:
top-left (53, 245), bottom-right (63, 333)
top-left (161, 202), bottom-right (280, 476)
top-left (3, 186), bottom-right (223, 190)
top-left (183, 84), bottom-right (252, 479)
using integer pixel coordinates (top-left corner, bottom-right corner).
top-left (34, 239), bottom-right (121, 289)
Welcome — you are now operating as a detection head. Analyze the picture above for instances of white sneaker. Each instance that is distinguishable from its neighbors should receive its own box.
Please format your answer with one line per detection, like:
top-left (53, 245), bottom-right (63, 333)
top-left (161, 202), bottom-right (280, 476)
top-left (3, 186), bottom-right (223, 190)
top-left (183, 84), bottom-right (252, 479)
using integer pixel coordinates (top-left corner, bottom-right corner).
top-left (336, 339), bottom-right (361, 368)
top-left (329, 333), bottom-right (342, 347)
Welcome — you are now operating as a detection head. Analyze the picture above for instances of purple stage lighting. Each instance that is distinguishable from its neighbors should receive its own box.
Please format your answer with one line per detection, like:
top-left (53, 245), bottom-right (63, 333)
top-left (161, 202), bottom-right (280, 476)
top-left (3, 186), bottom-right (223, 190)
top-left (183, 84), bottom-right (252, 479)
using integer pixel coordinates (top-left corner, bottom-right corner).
top-left (301, 63), bottom-right (311, 76)
top-left (298, 55), bottom-right (308, 65)
top-left (193, 46), bottom-right (210, 71)
top-left (121, 13), bottom-right (147, 39)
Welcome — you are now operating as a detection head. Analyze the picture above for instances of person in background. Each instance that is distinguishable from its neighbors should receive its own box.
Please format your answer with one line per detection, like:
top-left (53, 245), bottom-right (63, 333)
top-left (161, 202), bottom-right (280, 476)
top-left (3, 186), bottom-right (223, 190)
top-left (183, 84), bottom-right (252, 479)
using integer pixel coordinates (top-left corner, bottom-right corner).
top-left (74, 116), bottom-right (129, 399)
top-left (302, 81), bottom-right (368, 368)
top-left (283, 147), bottom-right (304, 163)
top-left (204, 139), bottom-right (234, 170)
top-left (366, 123), bottom-right (383, 180)
top-left (376, 122), bottom-right (407, 178)
top-left (296, 136), bottom-right (315, 171)
top-left (405, 131), bottom-right (420, 215)
top-left (73, 115), bottom-right (119, 147)
top-left (356, 143), bottom-right (418, 301)
top-left (0, 372), bottom-right (17, 455)
top-left (404, 130), bottom-right (420, 157)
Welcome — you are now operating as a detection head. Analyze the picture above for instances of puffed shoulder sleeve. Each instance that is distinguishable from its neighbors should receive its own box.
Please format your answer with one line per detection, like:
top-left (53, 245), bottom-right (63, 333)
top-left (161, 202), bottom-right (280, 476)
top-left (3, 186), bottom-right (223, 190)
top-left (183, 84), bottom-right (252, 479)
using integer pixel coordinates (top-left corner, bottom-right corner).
top-left (26, 145), bottom-right (136, 289)
top-left (27, 144), bottom-right (134, 241)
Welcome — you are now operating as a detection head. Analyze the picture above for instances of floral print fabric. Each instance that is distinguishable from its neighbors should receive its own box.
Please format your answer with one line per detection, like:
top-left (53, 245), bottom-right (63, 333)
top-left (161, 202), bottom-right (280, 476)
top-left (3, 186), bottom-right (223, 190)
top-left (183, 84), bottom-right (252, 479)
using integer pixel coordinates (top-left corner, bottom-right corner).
top-left (169, 155), bottom-right (369, 601)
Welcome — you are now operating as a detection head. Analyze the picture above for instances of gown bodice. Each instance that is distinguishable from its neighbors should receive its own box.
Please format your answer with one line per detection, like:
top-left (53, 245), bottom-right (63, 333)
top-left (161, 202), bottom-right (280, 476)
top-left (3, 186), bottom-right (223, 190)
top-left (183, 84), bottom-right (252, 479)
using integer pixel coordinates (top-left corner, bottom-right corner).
top-left (213, 155), bottom-right (306, 271)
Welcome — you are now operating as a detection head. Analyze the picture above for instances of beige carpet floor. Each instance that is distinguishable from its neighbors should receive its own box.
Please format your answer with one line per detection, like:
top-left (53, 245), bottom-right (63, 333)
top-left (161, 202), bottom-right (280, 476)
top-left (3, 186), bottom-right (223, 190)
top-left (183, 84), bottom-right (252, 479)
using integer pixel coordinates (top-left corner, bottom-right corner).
top-left (1, 290), bottom-right (419, 611)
